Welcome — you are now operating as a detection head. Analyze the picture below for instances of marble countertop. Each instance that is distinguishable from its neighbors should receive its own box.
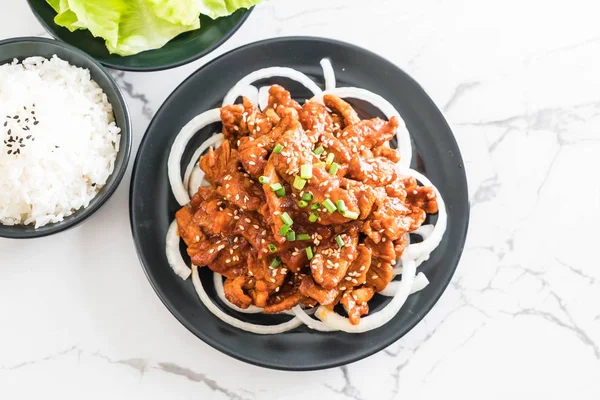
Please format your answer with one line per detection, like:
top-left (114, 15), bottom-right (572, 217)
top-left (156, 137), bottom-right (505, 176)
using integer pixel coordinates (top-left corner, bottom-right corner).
top-left (1, 1), bottom-right (599, 399)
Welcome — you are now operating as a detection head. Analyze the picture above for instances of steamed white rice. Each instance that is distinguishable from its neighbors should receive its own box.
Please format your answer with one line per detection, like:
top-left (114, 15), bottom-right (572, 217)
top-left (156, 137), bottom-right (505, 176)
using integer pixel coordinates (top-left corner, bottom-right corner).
top-left (0, 55), bottom-right (121, 228)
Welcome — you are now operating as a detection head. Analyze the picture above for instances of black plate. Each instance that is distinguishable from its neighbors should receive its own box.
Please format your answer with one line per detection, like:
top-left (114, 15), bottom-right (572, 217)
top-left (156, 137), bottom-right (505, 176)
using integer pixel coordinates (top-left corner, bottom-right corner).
top-left (130, 37), bottom-right (469, 370)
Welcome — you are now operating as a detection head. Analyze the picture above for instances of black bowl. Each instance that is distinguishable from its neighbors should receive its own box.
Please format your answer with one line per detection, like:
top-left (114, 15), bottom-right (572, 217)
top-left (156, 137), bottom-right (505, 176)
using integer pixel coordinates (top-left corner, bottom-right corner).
top-left (130, 37), bottom-right (469, 370)
top-left (27, 0), bottom-right (253, 72)
top-left (0, 37), bottom-right (132, 239)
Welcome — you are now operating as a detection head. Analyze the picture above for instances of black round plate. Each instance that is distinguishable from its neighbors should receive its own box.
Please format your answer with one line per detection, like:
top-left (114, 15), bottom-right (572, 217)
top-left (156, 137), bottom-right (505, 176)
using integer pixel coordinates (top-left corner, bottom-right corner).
top-left (27, 0), bottom-right (252, 72)
top-left (130, 37), bottom-right (469, 370)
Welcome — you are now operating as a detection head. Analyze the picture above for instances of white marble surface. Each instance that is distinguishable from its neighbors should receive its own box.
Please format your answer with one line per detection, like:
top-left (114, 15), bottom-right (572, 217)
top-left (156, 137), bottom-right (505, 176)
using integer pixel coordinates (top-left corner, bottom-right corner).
top-left (1, 1), bottom-right (600, 399)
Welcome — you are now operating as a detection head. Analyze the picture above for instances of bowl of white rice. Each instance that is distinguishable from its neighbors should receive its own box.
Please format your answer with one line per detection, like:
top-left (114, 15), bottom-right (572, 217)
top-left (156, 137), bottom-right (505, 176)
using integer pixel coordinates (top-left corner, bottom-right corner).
top-left (0, 37), bottom-right (131, 239)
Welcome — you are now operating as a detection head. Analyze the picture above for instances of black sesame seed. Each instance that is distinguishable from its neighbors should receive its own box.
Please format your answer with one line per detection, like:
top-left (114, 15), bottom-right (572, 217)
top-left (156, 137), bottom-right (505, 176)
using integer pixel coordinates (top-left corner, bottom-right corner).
top-left (26, 135), bottom-right (32, 139)
top-left (25, 118), bottom-right (29, 122)
top-left (91, 183), bottom-right (96, 187)
top-left (32, 138), bottom-right (35, 141)
top-left (7, 129), bottom-right (10, 135)
top-left (20, 144), bottom-right (25, 148)
top-left (15, 149), bottom-right (20, 155)
top-left (19, 138), bottom-right (23, 143)
top-left (7, 144), bottom-right (12, 147)
top-left (55, 145), bottom-right (59, 149)
top-left (23, 106), bottom-right (26, 110)
top-left (31, 111), bottom-right (35, 115)
top-left (7, 150), bottom-right (12, 155)
top-left (3, 121), bottom-right (6, 127)
top-left (17, 120), bottom-right (20, 124)
top-left (13, 115), bottom-right (18, 119)
top-left (33, 121), bottom-right (39, 125)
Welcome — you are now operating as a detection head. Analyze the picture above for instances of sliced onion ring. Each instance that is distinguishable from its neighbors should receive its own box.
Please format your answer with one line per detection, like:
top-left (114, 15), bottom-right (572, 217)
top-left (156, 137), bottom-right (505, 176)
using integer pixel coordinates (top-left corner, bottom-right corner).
top-left (291, 305), bottom-right (338, 332)
top-left (379, 272), bottom-right (430, 297)
top-left (168, 109), bottom-right (221, 206)
top-left (223, 67), bottom-right (322, 106)
top-left (191, 266), bottom-right (302, 334)
top-left (320, 58), bottom-right (336, 91)
top-left (315, 258), bottom-right (417, 333)
top-left (165, 220), bottom-right (191, 280)
top-left (258, 86), bottom-right (270, 111)
top-left (312, 87), bottom-right (412, 168)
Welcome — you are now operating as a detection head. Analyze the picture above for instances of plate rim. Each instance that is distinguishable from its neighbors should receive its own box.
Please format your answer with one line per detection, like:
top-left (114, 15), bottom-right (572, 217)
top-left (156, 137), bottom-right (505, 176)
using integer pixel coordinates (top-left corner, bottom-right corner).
top-left (26, 0), bottom-right (253, 72)
top-left (129, 36), bottom-right (470, 370)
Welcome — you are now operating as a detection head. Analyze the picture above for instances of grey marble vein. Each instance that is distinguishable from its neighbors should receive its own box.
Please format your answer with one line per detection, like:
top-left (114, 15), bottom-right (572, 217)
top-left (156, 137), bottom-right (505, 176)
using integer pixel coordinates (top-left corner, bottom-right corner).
top-left (326, 365), bottom-right (364, 400)
top-left (443, 81), bottom-right (481, 113)
top-left (156, 363), bottom-right (254, 400)
top-left (111, 70), bottom-right (154, 120)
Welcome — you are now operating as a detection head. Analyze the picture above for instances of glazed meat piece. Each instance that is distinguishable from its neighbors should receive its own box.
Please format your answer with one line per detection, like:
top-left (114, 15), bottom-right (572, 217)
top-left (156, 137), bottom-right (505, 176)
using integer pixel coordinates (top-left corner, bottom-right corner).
top-left (341, 286), bottom-right (375, 325)
top-left (323, 94), bottom-right (360, 126)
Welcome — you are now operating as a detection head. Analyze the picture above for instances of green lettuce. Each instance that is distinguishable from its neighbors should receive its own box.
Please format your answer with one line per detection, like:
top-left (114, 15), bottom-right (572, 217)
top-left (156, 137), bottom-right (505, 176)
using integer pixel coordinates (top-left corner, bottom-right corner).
top-left (46, 0), bottom-right (201, 56)
top-left (45, 0), bottom-right (263, 56)
top-left (195, 0), bottom-right (264, 19)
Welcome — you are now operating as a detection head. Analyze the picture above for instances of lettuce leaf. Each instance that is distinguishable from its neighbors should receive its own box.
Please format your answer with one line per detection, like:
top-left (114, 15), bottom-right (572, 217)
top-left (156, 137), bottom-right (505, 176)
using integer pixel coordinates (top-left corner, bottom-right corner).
top-left (195, 0), bottom-right (264, 19)
top-left (45, 0), bottom-right (201, 56)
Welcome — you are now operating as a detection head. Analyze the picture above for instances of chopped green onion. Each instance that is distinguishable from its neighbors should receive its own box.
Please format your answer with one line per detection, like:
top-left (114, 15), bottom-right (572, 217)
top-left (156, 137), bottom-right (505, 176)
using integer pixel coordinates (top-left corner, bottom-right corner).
top-left (300, 164), bottom-right (313, 179)
top-left (273, 144), bottom-right (283, 154)
top-left (310, 202), bottom-right (321, 210)
top-left (267, 243), bottom-right (277, 253)
top-left (308, 212), bottom-right (319, 223)
top-left (275, 188), bottom-right (286, 197)
top-left (298, 200), bottom-right (309, 208)
top-left (306, 247), bottom-right (314, 260)
top-left (258, 176), bottom-right (270, 184)
top-left (270, 256), bottom-right (282, 268)
top-left (269, 183), bottom-right (282, 192)
top-left (328, 162), bottom-right (339, 175)
top-left (280, 212), bottom-right (294, 226)
top-left (325, 152), bottom-right (335, 167)
top-left (286, 230), bottom-right (296, 241)
top-left (343, 210), bottom-right (359, 220)
top-left (297, 233), bottom-right (311, 241)
top-left (336, 199), bottom-right (347, 213)
top-left (335, 235), bottom-right (344, 248)
top-left (279, 224), bottom-right (290, 236)
top-left (302, 192), bottom-right (313, 201)
top-left (313, 146), bottom-right (325, 155)
top-left (293, 176), bottom-right (307, 190)
top-left (322, 198), bottom-right (337, 213)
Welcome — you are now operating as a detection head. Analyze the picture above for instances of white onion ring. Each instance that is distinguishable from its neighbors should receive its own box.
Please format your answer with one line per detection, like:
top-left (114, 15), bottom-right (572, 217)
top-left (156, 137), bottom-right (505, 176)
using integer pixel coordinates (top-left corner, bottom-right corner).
top-left (414, 224), bottom-right (434, 240)
top-left (291, 305), bottom-right (338, 332)
top-left (223, 67), bottom-right (322, 106)
top-left (168, 109), bottom-right (221, 206)
top-left (258, 86), bottom-right (270, 111)
top-left (379, 272), bottom-right (430, 297)
top-left (213, 272), bottom-right (264, 314)
top-left (237, 85), bottom-right (259, 105)
top-left (320, 58), bottom-right (336, 91)
top-left (165, 220), bottom-right (191, 280)
top-left (315, 258), bottom-right (417, 333)
top-left (191, 266), bottom-right (302, 334)
top-left (312, 87), bottom-right (412, 168)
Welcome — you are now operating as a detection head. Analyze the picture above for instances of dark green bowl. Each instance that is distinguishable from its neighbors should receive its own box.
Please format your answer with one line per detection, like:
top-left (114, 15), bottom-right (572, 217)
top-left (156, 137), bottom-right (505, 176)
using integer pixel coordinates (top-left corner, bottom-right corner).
top-left (26, 0), bottom-right (253, 72)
